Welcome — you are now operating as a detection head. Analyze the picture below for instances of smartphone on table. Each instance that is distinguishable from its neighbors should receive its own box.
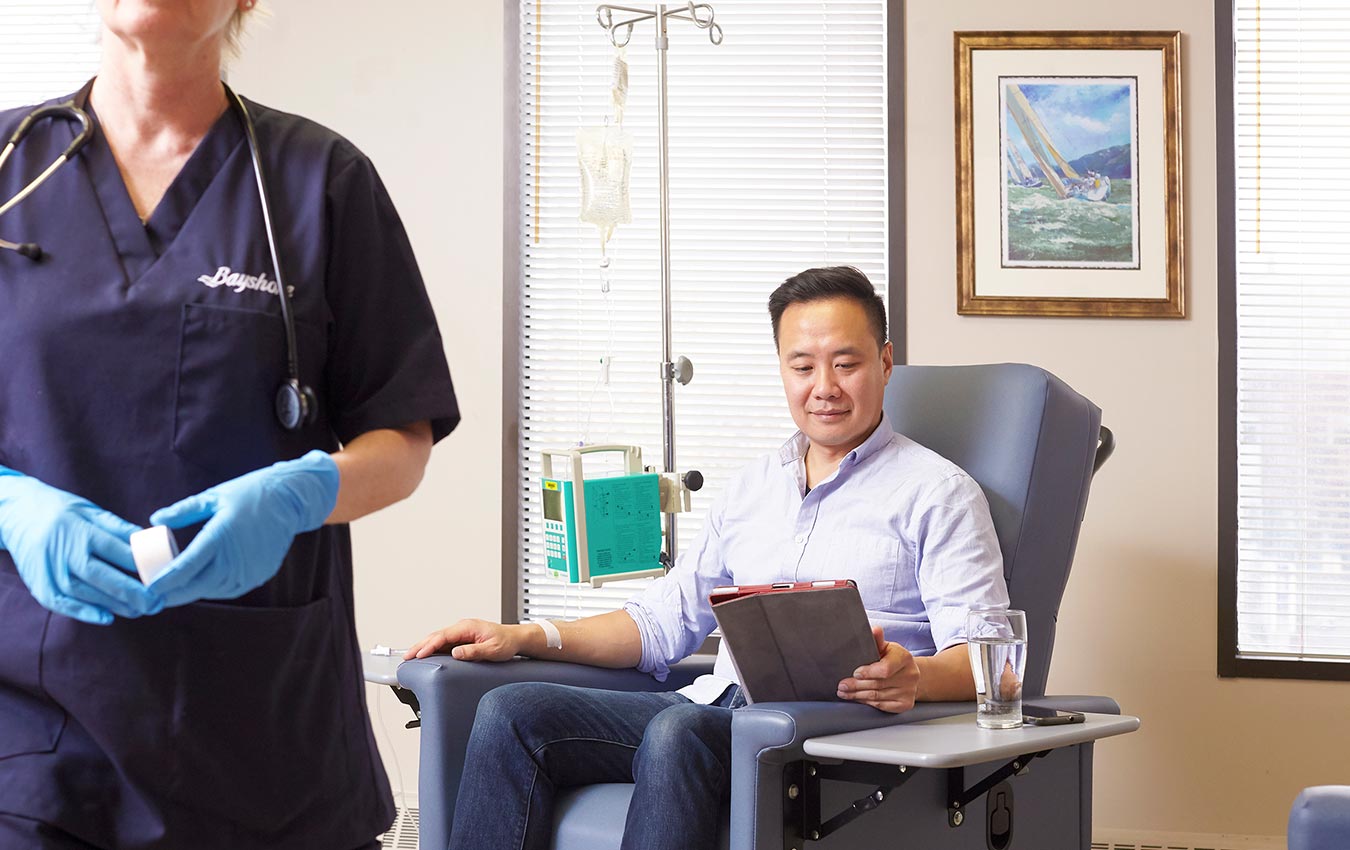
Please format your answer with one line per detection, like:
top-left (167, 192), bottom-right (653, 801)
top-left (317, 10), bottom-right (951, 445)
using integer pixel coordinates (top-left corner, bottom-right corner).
top-left (1022, 705), bottom-right (1086, 726)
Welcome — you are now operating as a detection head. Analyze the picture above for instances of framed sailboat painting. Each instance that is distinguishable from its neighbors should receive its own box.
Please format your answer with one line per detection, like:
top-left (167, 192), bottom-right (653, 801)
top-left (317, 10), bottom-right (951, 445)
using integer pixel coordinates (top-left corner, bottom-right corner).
top-left (955, 32), bottom-right (1184, 317)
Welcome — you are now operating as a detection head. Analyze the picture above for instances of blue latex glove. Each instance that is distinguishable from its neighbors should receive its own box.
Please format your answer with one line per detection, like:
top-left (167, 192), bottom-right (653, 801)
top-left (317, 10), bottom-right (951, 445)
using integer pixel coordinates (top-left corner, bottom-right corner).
top-left (0, 467), bottom-right (163, 625)
top-left (147, 451), bottom-right (339, 607)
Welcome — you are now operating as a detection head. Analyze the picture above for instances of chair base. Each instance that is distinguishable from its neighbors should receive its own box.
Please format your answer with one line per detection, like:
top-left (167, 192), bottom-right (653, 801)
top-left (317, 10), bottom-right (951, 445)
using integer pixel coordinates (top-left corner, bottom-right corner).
top-left (550, 744), bottom-right (1091, 850)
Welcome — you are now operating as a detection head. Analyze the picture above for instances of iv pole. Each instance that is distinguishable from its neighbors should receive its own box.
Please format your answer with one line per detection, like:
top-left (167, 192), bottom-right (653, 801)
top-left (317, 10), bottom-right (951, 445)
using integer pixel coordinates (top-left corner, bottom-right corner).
top-left (594, 3), bottom-right (721, 566)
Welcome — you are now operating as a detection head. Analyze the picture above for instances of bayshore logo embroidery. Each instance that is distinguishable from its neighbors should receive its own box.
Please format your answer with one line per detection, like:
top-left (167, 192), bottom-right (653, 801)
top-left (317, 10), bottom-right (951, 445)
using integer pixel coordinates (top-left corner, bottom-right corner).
top-left (197, 266), bottom-right (294, 297)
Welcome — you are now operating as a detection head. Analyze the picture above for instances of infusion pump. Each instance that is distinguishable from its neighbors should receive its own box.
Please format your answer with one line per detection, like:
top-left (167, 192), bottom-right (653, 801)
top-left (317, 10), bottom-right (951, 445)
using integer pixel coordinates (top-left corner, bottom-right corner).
top-left (541, 445), bottom-right (664, 587)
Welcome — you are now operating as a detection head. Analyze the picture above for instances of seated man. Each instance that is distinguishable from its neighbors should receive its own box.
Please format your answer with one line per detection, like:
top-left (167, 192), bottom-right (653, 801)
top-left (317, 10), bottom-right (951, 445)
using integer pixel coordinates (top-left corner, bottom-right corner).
top-left (405, 266), bottom-right (1008, 850)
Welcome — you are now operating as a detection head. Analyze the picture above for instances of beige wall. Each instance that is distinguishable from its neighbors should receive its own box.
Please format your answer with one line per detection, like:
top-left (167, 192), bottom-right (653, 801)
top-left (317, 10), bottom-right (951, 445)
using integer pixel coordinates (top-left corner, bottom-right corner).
top-left (233, 0), bottom-right (1350, 838)
top-left (908, 0), bottom-right (1350, 839)
top-left (231, 1), bottom-right (506, 799)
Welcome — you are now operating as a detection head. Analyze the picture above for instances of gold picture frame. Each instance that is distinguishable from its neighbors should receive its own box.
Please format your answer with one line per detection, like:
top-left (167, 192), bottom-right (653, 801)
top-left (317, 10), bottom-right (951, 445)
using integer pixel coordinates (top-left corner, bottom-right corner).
top-left (955, 31), bottom-right (1184, 317)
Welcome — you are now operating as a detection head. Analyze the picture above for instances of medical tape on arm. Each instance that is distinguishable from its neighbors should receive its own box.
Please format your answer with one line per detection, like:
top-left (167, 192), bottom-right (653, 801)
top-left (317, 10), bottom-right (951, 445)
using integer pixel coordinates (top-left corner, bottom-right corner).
top-left (533, 619), bottom-right (563, 650)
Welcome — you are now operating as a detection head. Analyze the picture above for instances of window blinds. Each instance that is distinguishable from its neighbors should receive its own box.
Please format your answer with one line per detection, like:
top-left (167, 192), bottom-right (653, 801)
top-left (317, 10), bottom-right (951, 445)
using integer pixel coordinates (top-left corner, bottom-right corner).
top-left (0, 4), bottom-right (101, 109)
top-left (1234, 0), bottom-right (1350, 660)
top-left (516, 1), bottom-right (890, 620)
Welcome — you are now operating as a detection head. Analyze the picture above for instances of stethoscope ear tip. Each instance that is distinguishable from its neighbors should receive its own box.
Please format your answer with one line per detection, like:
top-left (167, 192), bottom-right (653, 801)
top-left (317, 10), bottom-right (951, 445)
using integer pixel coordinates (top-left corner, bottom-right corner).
top-left (0, 239), bottom-right (43, 260)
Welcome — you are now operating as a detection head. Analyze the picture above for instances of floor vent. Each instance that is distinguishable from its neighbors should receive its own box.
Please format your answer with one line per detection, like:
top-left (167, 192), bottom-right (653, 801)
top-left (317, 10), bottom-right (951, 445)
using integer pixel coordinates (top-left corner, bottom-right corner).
top-left (378, 805), bottom-right (419, 849)
top-left (1091, 832), bottom-right (1284, 850)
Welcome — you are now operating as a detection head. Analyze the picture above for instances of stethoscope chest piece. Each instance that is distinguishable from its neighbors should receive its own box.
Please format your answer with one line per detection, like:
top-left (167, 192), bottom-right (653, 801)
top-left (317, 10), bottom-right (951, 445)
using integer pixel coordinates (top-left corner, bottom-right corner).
top-left (275, 379), bottom-right (318, 432)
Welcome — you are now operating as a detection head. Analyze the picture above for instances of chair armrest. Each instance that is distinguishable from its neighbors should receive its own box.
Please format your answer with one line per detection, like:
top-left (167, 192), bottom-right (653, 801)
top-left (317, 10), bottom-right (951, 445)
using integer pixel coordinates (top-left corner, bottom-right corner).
top-left (1289, 786), bottom-right (1350, 850)
top-left (731, 701), bottom-right (972, 765)
top-left (397, 654), bottom-right (714, 850)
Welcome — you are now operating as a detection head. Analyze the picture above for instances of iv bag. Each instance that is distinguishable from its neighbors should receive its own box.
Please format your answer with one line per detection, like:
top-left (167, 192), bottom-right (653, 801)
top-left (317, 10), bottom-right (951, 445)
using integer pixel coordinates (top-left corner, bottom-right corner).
top-left (577, 123), bottom-right (633, 243)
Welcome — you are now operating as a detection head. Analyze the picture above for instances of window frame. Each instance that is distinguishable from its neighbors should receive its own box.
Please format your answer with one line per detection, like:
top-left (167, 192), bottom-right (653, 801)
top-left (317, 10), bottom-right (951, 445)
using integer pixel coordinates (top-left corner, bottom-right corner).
top-left (499, 0), bottom-right (908, 623)
top-left (1215, 0), bottom-right (1350, 682)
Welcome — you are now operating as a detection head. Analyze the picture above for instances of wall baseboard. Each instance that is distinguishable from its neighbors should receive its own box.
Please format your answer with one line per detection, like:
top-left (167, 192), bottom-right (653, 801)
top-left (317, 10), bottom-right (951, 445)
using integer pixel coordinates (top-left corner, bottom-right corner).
top-left (1092, 829), bottom-right (1285, 850)
top-left (379, 805), bottom-right (1286, 849)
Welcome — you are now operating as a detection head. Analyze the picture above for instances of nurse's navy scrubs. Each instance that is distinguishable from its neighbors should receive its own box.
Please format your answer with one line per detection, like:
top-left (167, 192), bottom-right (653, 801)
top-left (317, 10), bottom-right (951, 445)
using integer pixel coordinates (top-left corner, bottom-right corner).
top-left (0, 84), bottom-right (459, 849)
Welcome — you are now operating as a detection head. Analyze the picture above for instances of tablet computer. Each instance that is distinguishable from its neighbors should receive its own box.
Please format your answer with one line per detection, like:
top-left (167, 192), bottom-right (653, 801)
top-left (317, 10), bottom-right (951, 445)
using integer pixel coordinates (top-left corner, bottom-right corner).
top-left (709, 579), bottom-right (876, 704)
top-left (709, 579), bottom-right (857, 607)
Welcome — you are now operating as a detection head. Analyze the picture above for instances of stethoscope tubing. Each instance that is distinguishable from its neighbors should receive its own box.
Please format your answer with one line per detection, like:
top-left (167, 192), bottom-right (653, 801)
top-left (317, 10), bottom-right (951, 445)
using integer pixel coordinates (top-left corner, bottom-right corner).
top-left (228, 87), bottom-right (301, 395)
top-left (0, 103), bottom-right (94, 219)
top-left (0, 81), bottom-right (314, 429)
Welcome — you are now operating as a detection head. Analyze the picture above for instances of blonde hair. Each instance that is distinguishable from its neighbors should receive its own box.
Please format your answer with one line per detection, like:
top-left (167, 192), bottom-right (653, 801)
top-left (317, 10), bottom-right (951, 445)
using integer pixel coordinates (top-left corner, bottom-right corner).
top-left (224, 3), bottom-right (266, 58)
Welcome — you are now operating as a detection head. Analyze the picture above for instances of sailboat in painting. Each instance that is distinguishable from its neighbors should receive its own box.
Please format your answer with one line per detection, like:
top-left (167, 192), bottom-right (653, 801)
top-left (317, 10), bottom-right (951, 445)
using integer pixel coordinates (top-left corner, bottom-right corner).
top-left (1004, 135), bottom-right (1043, 188)
top-left (1005, 83), bottom-right (1111, 202)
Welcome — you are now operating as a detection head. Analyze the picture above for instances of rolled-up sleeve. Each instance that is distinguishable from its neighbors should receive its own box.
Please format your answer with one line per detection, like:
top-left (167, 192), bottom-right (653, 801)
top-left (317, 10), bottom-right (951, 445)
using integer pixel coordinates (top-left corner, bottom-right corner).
top-left (623, 492), bottom-right (733, 681)
top-left (911, 473), bottom-right (1009, 652)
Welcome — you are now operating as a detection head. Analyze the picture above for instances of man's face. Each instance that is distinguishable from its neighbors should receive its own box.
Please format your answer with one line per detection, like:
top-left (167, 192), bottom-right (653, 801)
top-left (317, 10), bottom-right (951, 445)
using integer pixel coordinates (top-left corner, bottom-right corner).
top-left (777, 297), bottom-right (893, 456)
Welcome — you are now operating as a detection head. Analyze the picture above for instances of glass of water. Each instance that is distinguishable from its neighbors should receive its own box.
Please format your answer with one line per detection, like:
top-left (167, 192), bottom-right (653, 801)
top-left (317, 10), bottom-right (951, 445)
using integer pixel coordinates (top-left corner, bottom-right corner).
top-left (966, 608), bottom-right (1027, 729)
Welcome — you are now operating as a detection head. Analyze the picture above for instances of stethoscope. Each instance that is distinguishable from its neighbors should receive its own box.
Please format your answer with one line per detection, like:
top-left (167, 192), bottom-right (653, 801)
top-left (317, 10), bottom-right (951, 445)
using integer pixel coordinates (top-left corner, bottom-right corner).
top-left (0, 80), bottom-right (317, 432)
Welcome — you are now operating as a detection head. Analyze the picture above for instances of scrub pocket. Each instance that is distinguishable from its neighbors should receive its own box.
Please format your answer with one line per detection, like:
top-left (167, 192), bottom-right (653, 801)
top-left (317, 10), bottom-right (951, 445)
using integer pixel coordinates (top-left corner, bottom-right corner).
top-left (0, 567), bottom-right (67, 760)
top-left (172, 303), bottom-right (320, 480)
top-left (157, 598), bottom-right (352, 831)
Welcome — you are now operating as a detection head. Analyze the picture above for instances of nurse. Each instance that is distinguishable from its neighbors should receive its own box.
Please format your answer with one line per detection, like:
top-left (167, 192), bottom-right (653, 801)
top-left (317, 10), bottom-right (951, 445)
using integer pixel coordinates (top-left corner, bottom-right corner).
top-left (0, 2), bottom-right (458, 849)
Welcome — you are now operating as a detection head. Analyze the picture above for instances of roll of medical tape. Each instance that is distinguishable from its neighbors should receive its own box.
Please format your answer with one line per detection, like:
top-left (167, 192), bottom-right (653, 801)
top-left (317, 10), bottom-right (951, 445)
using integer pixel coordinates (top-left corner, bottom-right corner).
top-left (130, 526), bottom-right (180, 585)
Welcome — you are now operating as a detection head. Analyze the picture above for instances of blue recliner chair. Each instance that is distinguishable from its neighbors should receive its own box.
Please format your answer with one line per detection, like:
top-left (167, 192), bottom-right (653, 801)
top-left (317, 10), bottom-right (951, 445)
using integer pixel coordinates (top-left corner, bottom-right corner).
top-left (1289, 786), bottom-right (1350, 850)
top-left (398, 363), bottom-right (1119, 850)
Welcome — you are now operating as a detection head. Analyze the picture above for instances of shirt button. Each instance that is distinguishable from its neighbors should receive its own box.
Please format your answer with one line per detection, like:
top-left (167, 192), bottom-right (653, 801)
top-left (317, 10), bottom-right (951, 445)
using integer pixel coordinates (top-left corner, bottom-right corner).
top-left (795, 534), bottom-right (806, 544)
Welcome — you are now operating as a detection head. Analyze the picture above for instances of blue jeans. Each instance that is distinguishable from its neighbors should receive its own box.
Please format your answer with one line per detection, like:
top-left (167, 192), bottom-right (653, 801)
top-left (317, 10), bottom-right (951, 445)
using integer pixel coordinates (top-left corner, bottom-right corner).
top-left (448, 682), bottom-right (742, 850)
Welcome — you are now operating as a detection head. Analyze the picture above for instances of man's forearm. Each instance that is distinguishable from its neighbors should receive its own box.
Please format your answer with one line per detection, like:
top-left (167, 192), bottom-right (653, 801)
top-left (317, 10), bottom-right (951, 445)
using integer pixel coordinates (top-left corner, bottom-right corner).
top-left (914, 643), bottom-right (977, 702)
top-left (513, 609), bottom-right (645, 669)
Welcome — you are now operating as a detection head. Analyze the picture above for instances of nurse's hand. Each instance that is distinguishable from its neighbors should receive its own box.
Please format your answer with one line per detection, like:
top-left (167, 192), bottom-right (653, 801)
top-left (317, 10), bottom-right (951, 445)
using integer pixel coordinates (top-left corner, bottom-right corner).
top-left (146, 451), bottom-right (339, 607)
top-left (0, 468), bottom-right (163, 625)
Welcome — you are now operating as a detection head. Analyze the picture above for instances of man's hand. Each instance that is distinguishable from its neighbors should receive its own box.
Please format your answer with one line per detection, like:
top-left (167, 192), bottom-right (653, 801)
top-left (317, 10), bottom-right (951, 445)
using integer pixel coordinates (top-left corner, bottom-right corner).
top-left (405, 618), bottom-right (528, 663)
top-left (405, 609), bottom-right (643, 669)
top-left (836, 626), bottom-right (920, 713)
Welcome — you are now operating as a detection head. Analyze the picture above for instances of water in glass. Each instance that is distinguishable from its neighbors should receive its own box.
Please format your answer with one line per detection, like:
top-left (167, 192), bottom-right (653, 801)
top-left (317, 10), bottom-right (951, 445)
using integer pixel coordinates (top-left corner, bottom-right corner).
top-left (971, 636), bottom-right (1026, 729)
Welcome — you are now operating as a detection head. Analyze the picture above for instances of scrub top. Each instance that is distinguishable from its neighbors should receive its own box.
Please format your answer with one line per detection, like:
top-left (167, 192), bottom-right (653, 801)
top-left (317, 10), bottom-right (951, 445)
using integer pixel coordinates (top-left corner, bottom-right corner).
top-left (0, 84), bottom-right (459, 849)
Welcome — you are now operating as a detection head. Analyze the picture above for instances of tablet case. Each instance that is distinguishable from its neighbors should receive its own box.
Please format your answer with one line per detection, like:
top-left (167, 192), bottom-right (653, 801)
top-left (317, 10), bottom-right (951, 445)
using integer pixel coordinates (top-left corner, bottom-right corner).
top-left (711, 584), bottom-right (878, 704)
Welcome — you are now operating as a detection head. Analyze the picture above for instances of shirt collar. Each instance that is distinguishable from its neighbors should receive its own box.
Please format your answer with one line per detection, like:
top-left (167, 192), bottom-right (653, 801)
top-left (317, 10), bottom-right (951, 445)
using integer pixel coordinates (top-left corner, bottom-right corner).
top-left (778, 412), bottom-right (895, 469)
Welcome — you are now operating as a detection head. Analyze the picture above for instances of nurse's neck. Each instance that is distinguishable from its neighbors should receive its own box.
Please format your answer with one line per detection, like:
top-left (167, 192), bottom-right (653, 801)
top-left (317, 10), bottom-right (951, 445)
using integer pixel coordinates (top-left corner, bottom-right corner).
top-left (91, 34), bottom-right (230, 222)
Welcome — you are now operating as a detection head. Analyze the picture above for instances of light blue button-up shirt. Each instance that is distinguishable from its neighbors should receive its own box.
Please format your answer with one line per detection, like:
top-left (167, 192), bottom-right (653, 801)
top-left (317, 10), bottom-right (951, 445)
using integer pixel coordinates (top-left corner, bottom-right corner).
top-left (623, 414), bottom-right (1008, 699)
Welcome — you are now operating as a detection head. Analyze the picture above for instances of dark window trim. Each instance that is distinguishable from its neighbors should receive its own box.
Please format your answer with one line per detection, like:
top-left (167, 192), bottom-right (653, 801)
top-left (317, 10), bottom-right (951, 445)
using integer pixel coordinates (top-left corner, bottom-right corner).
top-left (1215, 0), bottom-right (1350, 681)
top-left (502, 0), bottom-right (907, 624)
top-left (888, 0), bottom-right (906, 362)
top-left (502, 0), bottom-right (523, 624)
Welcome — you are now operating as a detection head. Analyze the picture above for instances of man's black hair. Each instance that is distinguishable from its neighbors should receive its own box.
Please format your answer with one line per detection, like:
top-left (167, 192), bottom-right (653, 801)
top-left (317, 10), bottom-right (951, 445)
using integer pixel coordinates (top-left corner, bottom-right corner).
top-left (768, 266), bottom-right (888, 351)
